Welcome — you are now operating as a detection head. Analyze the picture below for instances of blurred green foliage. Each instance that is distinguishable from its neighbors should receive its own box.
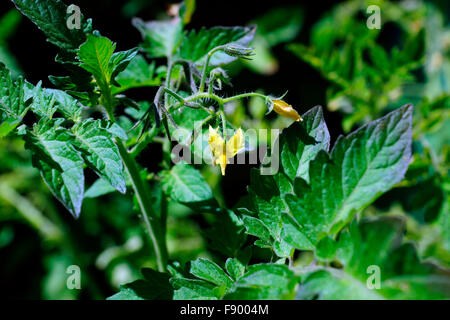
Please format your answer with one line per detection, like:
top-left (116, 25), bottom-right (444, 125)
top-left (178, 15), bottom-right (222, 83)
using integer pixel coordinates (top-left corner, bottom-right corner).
top-left (288, 0), bottom-right (449, 269)
top-left (0, 10), bottom-right (22, 77)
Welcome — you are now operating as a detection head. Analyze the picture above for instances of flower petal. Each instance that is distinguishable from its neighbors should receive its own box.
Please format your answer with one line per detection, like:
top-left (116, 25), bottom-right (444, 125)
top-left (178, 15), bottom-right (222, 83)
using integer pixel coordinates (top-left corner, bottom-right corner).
top-left (226, 128), bottom-right (244, 158)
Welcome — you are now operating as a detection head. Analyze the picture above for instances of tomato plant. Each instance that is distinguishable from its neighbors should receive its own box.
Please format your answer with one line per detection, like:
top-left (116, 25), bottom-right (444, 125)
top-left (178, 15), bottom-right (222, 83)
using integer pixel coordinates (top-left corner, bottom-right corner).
top-left (0, 0), bottom-right (448, 300)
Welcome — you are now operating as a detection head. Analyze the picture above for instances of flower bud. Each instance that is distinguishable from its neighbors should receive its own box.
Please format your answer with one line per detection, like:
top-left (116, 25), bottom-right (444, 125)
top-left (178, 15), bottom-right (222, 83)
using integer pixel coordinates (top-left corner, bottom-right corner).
top-left (223, 44), bottom-right (255, 60)
top-left (272, 100), bottom-right (302, 122)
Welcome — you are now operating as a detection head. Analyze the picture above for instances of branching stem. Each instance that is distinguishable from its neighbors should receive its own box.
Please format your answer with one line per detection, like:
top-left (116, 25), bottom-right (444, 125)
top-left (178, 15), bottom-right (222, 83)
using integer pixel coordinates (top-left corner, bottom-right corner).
top-left (199, 46), bottom-right (226, 93)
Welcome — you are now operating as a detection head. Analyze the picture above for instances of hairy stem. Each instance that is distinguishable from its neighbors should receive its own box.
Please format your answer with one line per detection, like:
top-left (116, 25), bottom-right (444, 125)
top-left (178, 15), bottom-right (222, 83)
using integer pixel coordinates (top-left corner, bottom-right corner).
top-left (199, 46), bottom-right (225, 93)
top-left (103, 90), bottom-right (168, 272)
top-left (222, 92), bottom-right (268, 103)
top-left (117, 141), bottom-right (168, 272)
top-left (168, 92), bottom-right (269, 114)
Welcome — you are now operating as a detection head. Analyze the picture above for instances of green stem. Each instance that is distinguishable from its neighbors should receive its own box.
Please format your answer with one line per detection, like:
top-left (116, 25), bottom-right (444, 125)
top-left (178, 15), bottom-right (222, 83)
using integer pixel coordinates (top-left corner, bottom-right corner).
top-left (219, 104), bottom-right (227, 140)
top-left (103, 90), bottom-right (168, 272)
top-left (164, 61), bottom-right (175, 109)
top-left (199, 46), bottom-right (225, 93)
top-left (164, 59), bottom-right (194, 106)
top-left (117, 141), bottom-right (168, 272)
top-left (169, 92), bottom-right (269, 112)
top-left (0, 181), bottom-right (63, 242)
top-left (222, 92), bottom-right (268, 103)
top-left (129, 125), bottom-right (159, 158)
top-left (162, 87), bottom-right (185, 104)
top-left (187, 114), bottom-right (213, 146)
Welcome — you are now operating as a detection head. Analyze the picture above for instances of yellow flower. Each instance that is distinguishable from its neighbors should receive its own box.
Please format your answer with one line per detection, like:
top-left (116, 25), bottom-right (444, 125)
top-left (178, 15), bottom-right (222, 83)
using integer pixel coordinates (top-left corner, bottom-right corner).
top-left (208, 126), bottom-right (244, 175)
top-left (272, 100), bottom-right (303, 122)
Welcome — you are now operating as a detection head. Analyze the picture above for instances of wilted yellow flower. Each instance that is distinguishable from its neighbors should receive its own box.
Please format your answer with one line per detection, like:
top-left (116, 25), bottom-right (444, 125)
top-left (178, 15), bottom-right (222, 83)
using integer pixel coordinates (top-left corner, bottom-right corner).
top-left (272, 100), bottom-right (302, 122)
top-left (208, 126), bottom-right (244, 175)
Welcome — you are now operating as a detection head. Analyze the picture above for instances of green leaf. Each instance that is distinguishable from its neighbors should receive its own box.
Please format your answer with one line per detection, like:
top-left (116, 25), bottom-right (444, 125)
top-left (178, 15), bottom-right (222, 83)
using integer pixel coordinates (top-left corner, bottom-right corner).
top-left (48, 73), bottom-right (95, 106)
top-left (242, 5), bottom-right (304, 74)
top-left (105, 122), bottom-right (128, 140)
top-left (78, 35), bottom-right (139, 93)
top-left (248, 192), bottom-right (282, 240)
top-left (84, 177), bottom-right (116, 198)
top-left (225, 264), bottom-right (298, 299)
top-left (243, 203), bottom-right (293, 256)
top-left (280, 213), bottom-right (314, 250)
top-left (297, 269), bottom-right (382, 300)
top-left (170, 259), bottom-right (230, 300)
top-left (285, 105), bottom-right (413, 245)
top-left (225, 258), bottom-right (245, 281)
top-left (177, 26), bottom-right (256, 66)
top-left (190, 258), bottom-right (233, 289)
top-left (242, 215), bottom-right (272, 246)
top-left (171, 260), bottom-right (296, 300)
top-left (0, 9), bottom-right (22, 43)
top-left (0, 10), bottom-right (22, 77)
top-left (108, 268), bottom-right (173, 300)
top-left (11, 0), bottom-right (91, 52)
top-left (72, 119), bottom-right (126, 194)
top-left (203, 210), bottom-right (247, 258)
top-left (111, 55), bottom-right (161, 94)
top-left (22, 119), bottom-right (85, 218)
top-left (253, 6), bottom-right (303, 47)
top-left (170, 278), bottom-right (218, 300)
top-left (179, 0), bottom-right (196, 24)
top-left (242, 36), bottom-right (278, 75)
top-left (245, 170), bottom-right (295, 256)
top-left (24, 82), bottom-right (57, 118)
top-left (0, 117), bottom-right (21, 138)
top-left (133, 17), bottom-right (183, 58)
top-left (298, 218), bottom-right (450, 300)
top-left (279, 105), bottom-right (330, 182)
top-left (238, 105), bottom-right (413, 256)
top-left (315, 236), bottom-right (337, 262)
top-left (369, 43), bottom-right (391, 73)
top-left (45, 89), bottom-right (83, 122)
top-left (78, 35), bottom-right (115, 89)
top-left (161, 162), bottom-right (213, 205)
top-left (0, 63), bottom-right (30, 120)
top-left (24, 80), bottom-right (83, 122)
top-left (109, 48), bottom-right (139, 87)
top-left (238, 107), bottom-right (330, 256)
